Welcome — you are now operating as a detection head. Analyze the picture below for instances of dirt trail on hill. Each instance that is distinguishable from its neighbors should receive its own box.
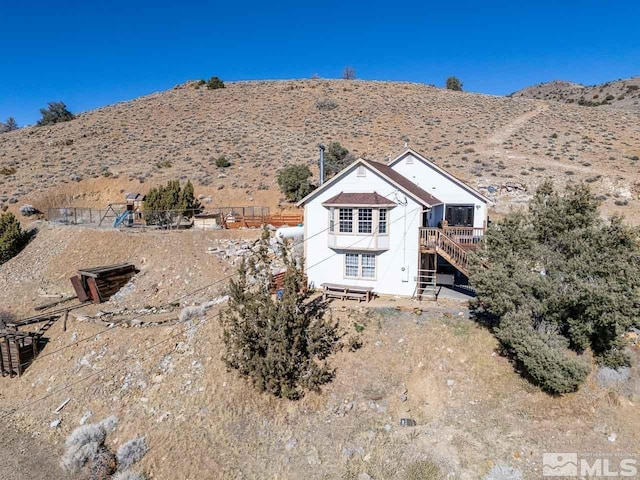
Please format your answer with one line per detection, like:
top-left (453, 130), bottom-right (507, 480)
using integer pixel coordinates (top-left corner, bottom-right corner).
top-left (485, 102), bottom-right (549, 147)
top-left (480, 102), bottom-right (597, 173)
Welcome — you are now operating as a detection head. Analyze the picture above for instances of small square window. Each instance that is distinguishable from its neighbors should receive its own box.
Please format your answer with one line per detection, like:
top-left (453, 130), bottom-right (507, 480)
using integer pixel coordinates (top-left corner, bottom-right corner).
top-left (357, 166), bottom-right (366, 177)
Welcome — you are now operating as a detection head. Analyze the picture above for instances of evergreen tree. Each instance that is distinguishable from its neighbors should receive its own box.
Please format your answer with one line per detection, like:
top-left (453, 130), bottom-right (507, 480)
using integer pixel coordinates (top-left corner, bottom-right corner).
top-left (144, 180), bottom-right (201, 225)
top-left (446, 77), bottom-right (463, 91)
top-left (0, 117), bottom-right (18, 133)
top-left (324, 141), bottom-right (355, 178)
top-left (0, 213), bottom-right (30, 265)
top-left (277, 164), bottom-right (314, 202)
top-left (220, 228), bottom-right (341, 399)
top-left (37, 102), bottom-right (74, 126)
top-left (470, 181), bottom-right (640, 393)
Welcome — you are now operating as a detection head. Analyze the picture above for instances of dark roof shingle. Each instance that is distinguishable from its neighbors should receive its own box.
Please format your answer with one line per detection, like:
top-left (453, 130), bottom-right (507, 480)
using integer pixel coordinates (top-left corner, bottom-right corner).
top-left (322, 192), bottom-right (397, 206)
top-left (362, 159), bottom-right (442, 206)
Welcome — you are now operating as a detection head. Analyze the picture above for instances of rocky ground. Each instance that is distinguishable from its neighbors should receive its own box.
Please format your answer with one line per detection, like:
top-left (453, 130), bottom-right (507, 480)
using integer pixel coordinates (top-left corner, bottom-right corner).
top-left (511, 76), bottom-right (640, 113)
top-left (1, 79), bottom-right (639, 223)
top-left (1, 224), bottom-right (639, 479)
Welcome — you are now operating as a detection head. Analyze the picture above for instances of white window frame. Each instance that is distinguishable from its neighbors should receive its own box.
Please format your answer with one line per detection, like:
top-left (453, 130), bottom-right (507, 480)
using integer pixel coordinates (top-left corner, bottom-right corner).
top-left (345, 253), bottom-right (359, 278)
top-left (344, 252), bottom-right (376, 280)
top-left (378, 209), bottom-right (387, 235)
top-left (339, 208), bottom-right (353, 233)
top-left (358, 208), bottom-right (373, 234)
top-left (329, 207), bottom-right (335, 232)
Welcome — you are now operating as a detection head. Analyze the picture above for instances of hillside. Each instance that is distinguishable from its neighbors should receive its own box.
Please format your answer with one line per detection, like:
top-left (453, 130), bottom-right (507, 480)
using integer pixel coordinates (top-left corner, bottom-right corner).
top-left (1, 79), bottom-right (639, 222)
top-left (1, 225), bottom-right (638, 480)
top-left (510, 76), bottom-right (640, 113)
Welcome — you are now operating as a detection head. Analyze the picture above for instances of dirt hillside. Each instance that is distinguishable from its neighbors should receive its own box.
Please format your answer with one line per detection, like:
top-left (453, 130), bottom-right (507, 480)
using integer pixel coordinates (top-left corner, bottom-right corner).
top-left (510, 76), bottom-right (640, 113)
top-left (1, 79), bottom-right (639, 222)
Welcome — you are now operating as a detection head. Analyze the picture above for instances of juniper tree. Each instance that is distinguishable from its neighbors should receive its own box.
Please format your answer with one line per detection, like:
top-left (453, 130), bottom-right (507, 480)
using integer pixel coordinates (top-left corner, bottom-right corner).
top-left (0, 212), bottom-right (30, 265)
top-left (470, 181), bottom-right (640, 394)
top-left (37, 102), bottom-right (74, 126)
top-left (0, 117), bottom-right (18, 133)
top-left (143, 180), bottom-right (201, 225)
top-left (277, 164), bottom-right (314, 202)
top-left (220, 228), bottom-right (341, 399)
top-left (324, 141), bottom-right (355, 178)
top-left (446, 76), bottom-right (463, 91)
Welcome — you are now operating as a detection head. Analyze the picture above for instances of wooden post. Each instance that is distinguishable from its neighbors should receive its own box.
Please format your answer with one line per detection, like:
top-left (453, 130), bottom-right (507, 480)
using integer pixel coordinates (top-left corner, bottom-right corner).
top-left (63, 310), bottom-right (69, 332)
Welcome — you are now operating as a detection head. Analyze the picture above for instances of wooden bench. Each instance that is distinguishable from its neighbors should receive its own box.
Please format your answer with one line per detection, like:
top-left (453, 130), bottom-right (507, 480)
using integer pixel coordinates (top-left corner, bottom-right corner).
top-left (321, 283), bottom-right (374, 302)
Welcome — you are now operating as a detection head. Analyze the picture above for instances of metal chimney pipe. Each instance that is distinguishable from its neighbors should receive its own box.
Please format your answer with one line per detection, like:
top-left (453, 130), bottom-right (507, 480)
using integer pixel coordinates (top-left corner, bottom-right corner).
top-left (319, 144), bottom-right (325, 186)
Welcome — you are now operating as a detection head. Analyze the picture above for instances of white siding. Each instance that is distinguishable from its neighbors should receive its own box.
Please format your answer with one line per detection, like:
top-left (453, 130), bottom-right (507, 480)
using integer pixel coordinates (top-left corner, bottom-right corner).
top-left (390, 153), bottom-right (487, 229)
top-left (303, 163), bottom-right (423, 297)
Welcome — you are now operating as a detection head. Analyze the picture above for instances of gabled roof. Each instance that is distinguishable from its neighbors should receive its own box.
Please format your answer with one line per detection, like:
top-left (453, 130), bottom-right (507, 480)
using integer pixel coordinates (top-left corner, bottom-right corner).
top-left (361, 159), bottom-right (442, 207)
top-left (296, 158), bottom-right (443, 208)
top-left (388, 147), bottom-right (491, 203)
top-left (322, 192), bottom-right (397, 207)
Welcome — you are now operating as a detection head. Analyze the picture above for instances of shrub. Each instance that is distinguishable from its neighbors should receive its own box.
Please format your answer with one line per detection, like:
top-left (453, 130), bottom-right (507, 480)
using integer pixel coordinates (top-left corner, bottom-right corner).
top-left (215, 156), bottom-right (231, 168)
top-left (470, 182), bottom-right (640, 393)
top-left (0, 166), bottom-right (17, 175)
top-left (155, 160), bottom-right (172, 169)
top-left (342, 66), bottom-right (356, 80)
top-left (277, 164), bottom-right (314, 202)
top-left (316, 98), bottom-right (338, 111)
top-left (65, 424), bottom-right (107, 449)
top-left (143, 180), bottom-right (202, 225)
top-left (0, 213), bottom-right (31, 265)
top-left (37, 101), bottom-right (74, 126)
top-left (220, 229), bottom-right (341, 399)
top-left (112, 471), bottom-right (147, 480)
top-left (404, 459), bottom-right (443, 480)
top-left (0, 310), bottom-right (15, 329)
top-left (116, 437), bottom-right (147, 470)
top-left (206, 76), bottom-right (225, 89)
top-left (446, 76), bottom-right (463, 91)
top-left (324, 141), bottom-right (355, 178)
top-left (0, 117), bottom-right (18, 133)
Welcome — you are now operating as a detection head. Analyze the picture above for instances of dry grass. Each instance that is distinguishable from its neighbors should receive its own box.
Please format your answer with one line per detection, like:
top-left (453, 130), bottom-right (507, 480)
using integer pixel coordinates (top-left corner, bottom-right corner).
top-left (0, 79), bottom-right (638, 221)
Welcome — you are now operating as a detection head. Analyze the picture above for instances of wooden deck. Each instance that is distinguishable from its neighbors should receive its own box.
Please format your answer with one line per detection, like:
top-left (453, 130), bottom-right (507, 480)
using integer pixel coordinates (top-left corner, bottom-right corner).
top-left (419, 227), bottom-right (485, 276)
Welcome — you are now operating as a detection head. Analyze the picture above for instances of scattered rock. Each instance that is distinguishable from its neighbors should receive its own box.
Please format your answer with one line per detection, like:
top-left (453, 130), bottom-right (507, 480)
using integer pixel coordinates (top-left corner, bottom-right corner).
top-left (285, 437), bottom-right (297, 451)
top-left (50, 419), bottom-right (61, 429)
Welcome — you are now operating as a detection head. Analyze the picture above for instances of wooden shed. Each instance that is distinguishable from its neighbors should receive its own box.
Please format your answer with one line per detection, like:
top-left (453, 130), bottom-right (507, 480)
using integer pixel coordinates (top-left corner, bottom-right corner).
top-left (70, 263), bottom-right (138, 304)
top-left (0, 331), bottom-right (39, 377)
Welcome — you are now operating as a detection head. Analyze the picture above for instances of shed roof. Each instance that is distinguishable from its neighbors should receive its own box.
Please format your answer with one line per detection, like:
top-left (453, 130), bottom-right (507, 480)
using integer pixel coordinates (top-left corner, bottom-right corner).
top-left (322, 192), bottom-right (397, 207)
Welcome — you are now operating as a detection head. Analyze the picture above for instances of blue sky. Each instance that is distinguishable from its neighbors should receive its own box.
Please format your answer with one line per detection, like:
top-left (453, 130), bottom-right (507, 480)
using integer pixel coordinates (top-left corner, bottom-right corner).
top-left (1, 0), bottom-right (638, 126)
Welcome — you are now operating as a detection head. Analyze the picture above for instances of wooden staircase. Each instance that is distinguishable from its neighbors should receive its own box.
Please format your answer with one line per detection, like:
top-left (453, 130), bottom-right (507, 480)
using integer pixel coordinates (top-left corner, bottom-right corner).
top-left (419, 227), bottom-right (482, 277)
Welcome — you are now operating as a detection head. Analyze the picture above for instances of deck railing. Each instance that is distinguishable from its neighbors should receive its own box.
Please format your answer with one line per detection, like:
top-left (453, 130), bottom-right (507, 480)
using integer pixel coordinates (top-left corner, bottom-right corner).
top-left (419, 227), bottom-right (485, 276)
top-left (442, 226), bottom-right (485, 248)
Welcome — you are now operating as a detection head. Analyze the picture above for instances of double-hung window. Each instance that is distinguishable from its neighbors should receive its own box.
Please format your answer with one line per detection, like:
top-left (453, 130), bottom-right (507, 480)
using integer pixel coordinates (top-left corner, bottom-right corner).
top-left (329, 207), bottom-right (335, 232)
top-left (361, 254), bottom-right (376, 278)
top-left (378, 209), bottom-right (387, 234)
top-left (344, 253), bottom-right (376, 279)
top-left (358, 208), bottom-right (372, 234)
top-left (345, 253), bottom-right (359, 277)
top-left (339, 208), bottom-right (353, 233)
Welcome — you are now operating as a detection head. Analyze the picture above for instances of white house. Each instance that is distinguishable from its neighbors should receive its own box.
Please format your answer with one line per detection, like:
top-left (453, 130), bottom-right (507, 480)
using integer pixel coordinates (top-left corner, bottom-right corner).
top-left (297, 148), bottom-right (490, 298)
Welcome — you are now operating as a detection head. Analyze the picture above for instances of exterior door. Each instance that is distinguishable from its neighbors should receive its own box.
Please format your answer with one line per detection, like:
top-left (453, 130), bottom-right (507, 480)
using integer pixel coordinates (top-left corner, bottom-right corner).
top-left (445, 205), bottom-right (474, 227)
